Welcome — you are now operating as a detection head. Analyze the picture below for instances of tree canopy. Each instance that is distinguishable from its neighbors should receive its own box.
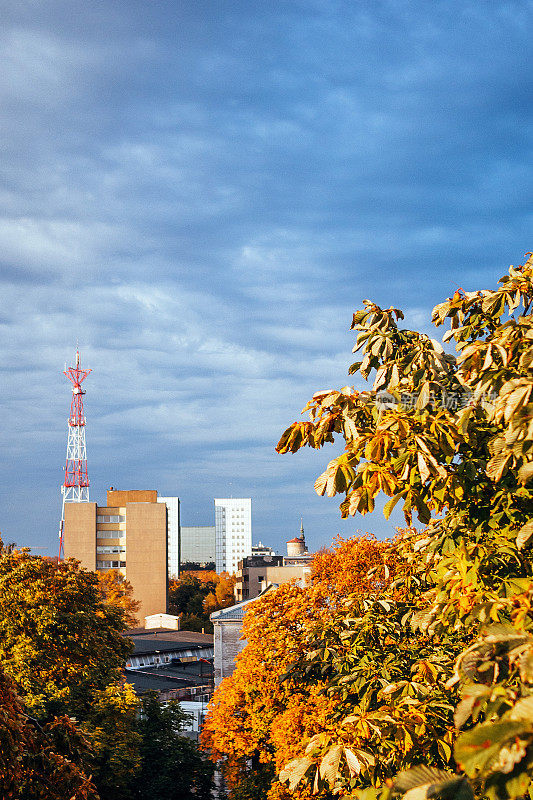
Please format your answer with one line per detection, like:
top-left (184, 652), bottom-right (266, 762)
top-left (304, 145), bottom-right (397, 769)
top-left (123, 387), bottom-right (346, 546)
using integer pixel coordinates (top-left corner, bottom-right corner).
top-left (0, 544), bottom-right (131, 718)
top-left (169, 570), bottom-right (236, 632)
top-left (0, 543), bottom-right (214, 799)
top-left (203, 254), bottom-right (533, 800)
top-left (98, 568), bottom-right (140, 628)
top-left (201, 534), bottom-right (403, 799)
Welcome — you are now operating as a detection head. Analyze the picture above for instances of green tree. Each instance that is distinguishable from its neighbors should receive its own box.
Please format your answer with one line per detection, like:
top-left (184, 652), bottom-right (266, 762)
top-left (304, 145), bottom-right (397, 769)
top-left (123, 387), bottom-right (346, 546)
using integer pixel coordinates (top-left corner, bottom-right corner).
top-left (135, 693), bottom-right (213, 800)
top-left (274, 254), bottom-right (533, 800)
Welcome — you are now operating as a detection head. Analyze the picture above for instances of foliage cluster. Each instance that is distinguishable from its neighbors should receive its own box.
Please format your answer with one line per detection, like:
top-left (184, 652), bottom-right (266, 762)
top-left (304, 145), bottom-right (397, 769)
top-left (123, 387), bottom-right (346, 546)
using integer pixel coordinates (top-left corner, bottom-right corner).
top-left (168, 570), bottom-right (236, 632)
top-left (202, 255), bottom-right (533, 800)
top-left (0, 544), bottom-right (213, 799)
top-left (201, 534), bottom-right (403, 798)
top-left (98, 568), bottom-right (141, 628)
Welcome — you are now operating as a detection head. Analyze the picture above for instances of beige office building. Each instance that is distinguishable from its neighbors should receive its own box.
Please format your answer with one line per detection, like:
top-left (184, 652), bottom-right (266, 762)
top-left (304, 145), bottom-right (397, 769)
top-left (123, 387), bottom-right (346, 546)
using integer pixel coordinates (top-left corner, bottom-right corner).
top-left (64, 489), bottom-right (168, 619)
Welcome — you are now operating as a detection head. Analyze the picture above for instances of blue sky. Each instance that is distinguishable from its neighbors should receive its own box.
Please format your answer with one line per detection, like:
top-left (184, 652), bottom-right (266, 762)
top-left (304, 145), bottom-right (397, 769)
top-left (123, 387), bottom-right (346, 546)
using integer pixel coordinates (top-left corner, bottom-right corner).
top-left (1, 0), bottom-right (532, 558)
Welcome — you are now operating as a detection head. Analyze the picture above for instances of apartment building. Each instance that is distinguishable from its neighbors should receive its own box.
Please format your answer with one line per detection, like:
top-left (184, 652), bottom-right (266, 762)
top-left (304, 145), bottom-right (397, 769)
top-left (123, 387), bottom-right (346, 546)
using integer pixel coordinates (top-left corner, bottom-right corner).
top-left (214, 498), bottom-right (252, 574)
top-left (157, 495), bottom-right (180, 578)
top-left (64, 488), bottom-right (168, 618)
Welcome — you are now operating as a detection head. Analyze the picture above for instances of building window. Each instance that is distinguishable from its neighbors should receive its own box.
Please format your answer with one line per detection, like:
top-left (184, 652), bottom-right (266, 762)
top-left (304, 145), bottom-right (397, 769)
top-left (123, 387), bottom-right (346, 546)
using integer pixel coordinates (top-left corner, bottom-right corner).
top-left (97, 515), bottom-right (125, 523)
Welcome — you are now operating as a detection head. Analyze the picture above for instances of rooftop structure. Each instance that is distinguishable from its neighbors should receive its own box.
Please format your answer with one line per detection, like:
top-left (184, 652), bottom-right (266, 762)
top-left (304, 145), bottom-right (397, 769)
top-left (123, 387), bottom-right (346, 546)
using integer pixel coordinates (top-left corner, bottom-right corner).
top-left (252, 541), bottom-right (277, 557)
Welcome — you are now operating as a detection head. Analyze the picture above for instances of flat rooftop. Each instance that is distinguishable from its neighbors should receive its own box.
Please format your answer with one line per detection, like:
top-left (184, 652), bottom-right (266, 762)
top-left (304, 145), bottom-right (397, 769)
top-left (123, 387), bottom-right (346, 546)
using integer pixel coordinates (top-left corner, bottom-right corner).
top-left (126, 627), bottom-right (213, 643)
top-left (125, 662), bottom-right (214, 694)
top-left (124, 628), bottom-right (213, 656)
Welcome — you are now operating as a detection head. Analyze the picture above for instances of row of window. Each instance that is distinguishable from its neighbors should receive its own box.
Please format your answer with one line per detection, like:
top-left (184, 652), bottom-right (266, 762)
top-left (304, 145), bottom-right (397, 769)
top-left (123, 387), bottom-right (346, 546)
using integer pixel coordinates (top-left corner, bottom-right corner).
top-left (97, 561), bottom-right (126, 569)
top-left (97, 515), bottom-right (125, 523)
top-left (97, 546), bottom-right (126, 554)
top-left (96, 530), bottom-right (123, 537)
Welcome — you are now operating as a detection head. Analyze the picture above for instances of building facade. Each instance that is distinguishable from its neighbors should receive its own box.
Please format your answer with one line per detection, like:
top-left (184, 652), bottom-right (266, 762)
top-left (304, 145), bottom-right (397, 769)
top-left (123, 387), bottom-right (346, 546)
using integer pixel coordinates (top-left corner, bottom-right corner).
top-left (64, 488), bottom-right (168, 618)
top-left (155, 495), bottom-right (216, 576)
top-left (157, 495), bottom-right (180, 578)
top-left (234, 554), bottom-right (283, 601)
top-left (214, 498), bottom-right (252, 574)
top-left (234, 532), bottom-right (313, 602)
top-left (252, 541), bottom-right (277, 557)
top-left (211, 599), bottom-right (254, 685)
top-left (180, 526), bottom-right (216, 567)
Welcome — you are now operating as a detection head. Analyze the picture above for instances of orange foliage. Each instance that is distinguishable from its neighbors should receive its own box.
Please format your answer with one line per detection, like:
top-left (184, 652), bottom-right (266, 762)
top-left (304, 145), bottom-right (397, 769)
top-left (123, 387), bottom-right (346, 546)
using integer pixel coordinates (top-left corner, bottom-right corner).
top-left (201, 534), bottom-right (403, 799)
top-left (311, 531), bottom-right (406, 604)
top-left (98, 568), bottom-right (140, 627)
top-left (215, 572), bottom-right (236, 606)
top-left (203, 573), bottom-right (236, 614)
top-left (179, 570), bottom-right (218, 583)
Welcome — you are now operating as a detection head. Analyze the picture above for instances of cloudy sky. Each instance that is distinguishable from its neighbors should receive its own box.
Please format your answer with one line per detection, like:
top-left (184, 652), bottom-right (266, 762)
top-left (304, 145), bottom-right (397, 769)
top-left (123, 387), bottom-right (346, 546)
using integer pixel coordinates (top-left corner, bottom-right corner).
top-left (1, 0), bottom-right (532, 557)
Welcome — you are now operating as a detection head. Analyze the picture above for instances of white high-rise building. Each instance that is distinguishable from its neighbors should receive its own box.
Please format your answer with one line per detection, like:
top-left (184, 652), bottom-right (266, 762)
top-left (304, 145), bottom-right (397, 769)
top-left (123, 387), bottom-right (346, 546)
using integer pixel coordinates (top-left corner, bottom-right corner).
top-left (157, 496), bottom-right (180, 579)
top-left (215, 498), bottom-right (252, 574)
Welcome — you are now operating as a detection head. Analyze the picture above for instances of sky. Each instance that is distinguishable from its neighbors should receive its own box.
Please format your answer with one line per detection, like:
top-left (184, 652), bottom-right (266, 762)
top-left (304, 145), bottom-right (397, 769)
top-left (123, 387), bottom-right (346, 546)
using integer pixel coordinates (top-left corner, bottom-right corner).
top-left (1, 0), bottom-right (532, 558)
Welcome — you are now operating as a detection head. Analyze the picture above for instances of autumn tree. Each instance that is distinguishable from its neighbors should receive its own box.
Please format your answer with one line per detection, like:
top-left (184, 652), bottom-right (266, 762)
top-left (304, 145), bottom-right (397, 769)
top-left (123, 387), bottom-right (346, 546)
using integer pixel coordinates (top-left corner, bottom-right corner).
top-left (0, 542), bottom-right (215, 799)
top-left (0, 546), bottom-right (131, 719)
top-left (98, 568), bottom-right (140, 628)
top-left (0, 665), bottom-right (99, 799)
top-left (204, 572), bottom-right (237, 614)
top-left (84, 682), bottom-right (142, 800)
top-left (201, 535), bottom-right (401, 799)
top-left (271, 254), bottom-right (533, 800)
top-left (169, 571), bottom-right (236, 631)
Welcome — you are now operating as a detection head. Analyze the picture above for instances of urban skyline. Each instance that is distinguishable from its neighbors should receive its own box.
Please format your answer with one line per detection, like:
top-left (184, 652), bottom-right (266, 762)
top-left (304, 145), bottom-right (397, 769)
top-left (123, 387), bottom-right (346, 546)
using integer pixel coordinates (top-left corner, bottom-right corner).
top-left (1, 0), bottom-right (531, 557)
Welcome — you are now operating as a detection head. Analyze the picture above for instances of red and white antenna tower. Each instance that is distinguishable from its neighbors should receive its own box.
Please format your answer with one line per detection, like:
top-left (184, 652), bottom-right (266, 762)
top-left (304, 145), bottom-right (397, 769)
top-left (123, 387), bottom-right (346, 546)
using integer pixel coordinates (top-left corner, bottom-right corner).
top-left (58, 349), bottom-right (91, 559)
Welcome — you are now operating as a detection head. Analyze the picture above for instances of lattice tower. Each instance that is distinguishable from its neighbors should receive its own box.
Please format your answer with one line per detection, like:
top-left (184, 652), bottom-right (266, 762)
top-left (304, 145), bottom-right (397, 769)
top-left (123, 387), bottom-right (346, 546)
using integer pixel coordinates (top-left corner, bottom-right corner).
top-left (58, 349), bottom-right (91, 559)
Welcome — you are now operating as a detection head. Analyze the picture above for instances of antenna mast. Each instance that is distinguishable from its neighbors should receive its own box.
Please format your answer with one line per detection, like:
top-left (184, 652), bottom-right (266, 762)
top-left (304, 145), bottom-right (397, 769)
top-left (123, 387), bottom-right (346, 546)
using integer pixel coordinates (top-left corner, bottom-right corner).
top-left (58, 349), bottom-right (91, 559)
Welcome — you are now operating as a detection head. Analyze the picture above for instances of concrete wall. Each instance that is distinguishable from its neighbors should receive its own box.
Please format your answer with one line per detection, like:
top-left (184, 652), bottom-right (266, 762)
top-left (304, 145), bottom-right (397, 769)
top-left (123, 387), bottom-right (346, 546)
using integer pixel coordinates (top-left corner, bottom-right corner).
top-left (125, 501), bottom-right (168, 619)
top-left (213, 621), bottom-right (246, 686)
top-left (107, 489), bottom-right (157, 505)
top-left (145, 613), bottom-right (180, 629)
top-left (64, 502), bottom-right (97, 569)
top-left (265, 564), bottom-right (310, 587)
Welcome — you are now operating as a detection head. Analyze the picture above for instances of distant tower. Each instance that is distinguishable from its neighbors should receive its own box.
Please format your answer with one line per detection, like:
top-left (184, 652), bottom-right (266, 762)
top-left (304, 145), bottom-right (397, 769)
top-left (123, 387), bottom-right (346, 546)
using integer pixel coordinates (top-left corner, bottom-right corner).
top-left (58, 349), bottom-right (91, 559)
top-left (287, 519), bottom-right (307, 557)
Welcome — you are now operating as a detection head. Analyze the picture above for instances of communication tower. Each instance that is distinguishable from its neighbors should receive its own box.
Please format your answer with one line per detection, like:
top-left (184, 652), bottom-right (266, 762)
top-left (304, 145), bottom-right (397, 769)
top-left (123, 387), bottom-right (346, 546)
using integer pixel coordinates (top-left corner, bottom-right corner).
top-left (58, 349), bottom-right (91, 559)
